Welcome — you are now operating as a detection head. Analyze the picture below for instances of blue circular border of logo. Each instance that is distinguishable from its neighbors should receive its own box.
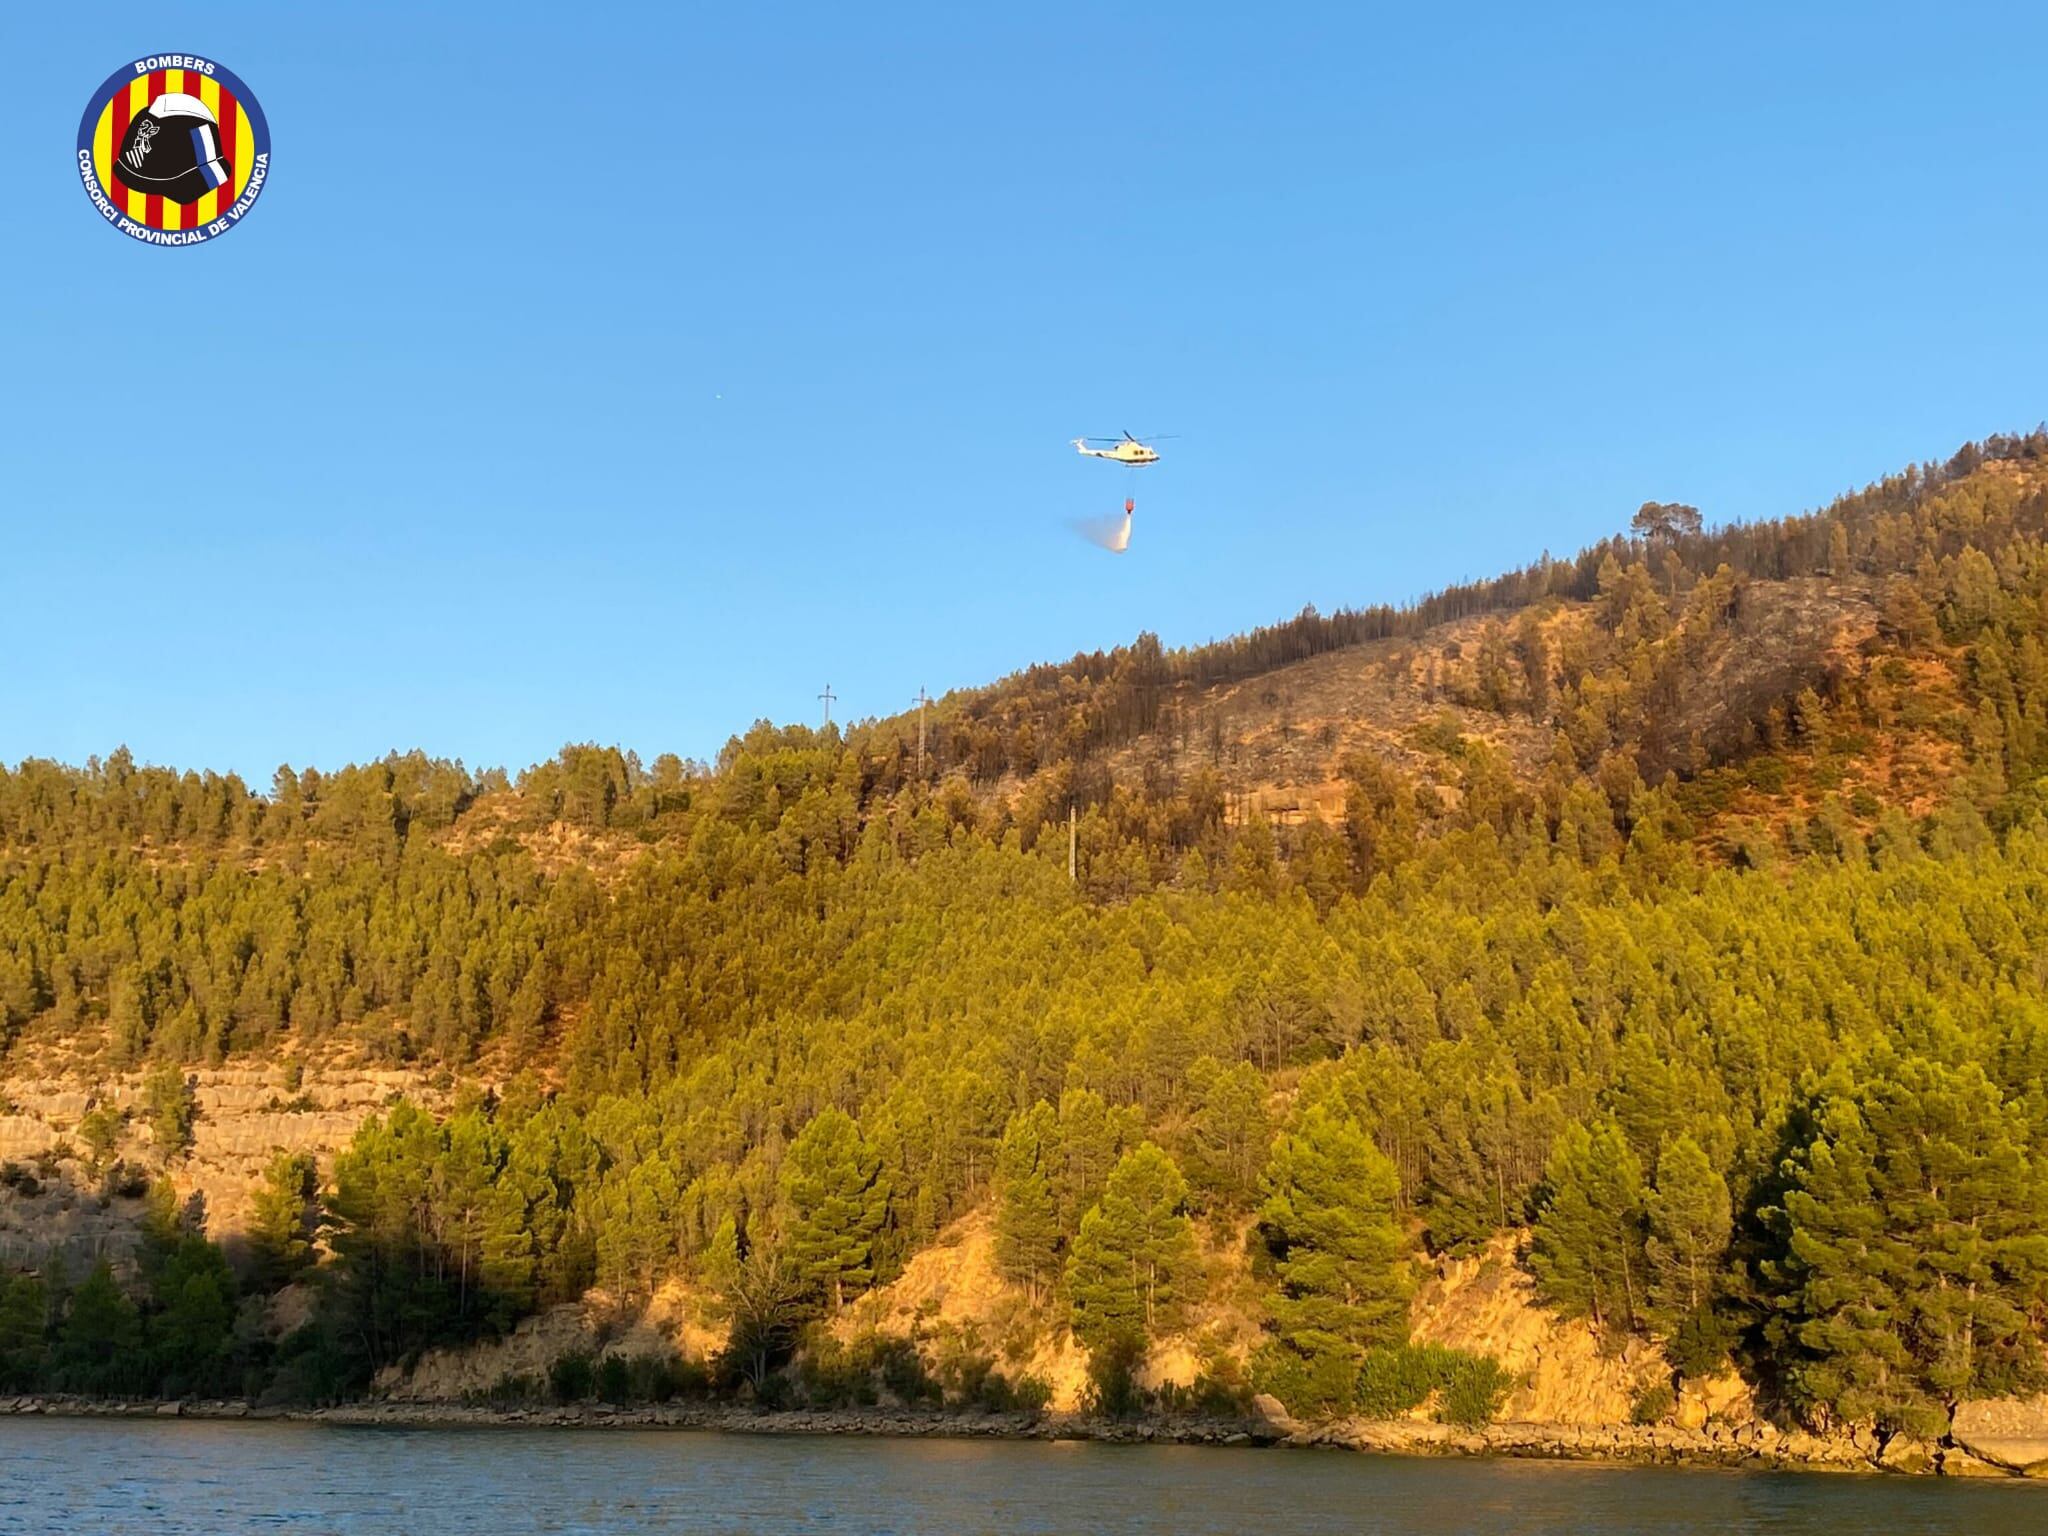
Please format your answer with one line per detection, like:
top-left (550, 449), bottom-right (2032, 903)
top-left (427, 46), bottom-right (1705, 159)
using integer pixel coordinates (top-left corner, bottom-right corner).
top-left (75, 55), bottom-right (271, 247)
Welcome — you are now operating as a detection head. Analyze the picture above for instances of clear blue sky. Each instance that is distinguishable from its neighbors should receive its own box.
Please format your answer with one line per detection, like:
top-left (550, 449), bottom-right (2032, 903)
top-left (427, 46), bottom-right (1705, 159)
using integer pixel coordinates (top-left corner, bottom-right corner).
top-left (8, 2), bottom-right (2047, 782)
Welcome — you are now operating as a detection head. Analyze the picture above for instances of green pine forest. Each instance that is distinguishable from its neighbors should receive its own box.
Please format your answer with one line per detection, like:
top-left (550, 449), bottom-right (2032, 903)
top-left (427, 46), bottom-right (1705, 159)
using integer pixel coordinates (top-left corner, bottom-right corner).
top-left (6, 433), bottom-right (2048, 1439)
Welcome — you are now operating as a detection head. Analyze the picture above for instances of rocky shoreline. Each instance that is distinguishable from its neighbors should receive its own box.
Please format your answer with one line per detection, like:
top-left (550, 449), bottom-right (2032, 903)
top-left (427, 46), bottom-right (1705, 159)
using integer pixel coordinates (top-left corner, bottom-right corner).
top-left (7, 1394), bottom-right (2046, 1479)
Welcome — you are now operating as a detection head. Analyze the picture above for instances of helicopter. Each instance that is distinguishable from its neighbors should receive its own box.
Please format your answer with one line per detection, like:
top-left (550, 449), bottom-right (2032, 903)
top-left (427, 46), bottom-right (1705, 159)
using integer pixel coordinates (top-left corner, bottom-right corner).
top-left (1073, 431), bottom-right (1169, 466)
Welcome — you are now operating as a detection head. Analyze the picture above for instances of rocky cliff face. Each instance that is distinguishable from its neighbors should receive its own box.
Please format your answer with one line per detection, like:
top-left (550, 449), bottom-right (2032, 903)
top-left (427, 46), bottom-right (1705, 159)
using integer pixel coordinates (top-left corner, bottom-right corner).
top-left (1407, 1233), bottom-right (1754, 1428)
top-left (834, 1207), bottom-right (1097, 1410)
top-left (0, 1058), bottom-right (439, 1272)
top-left (374, 1282), bottom-right (727, 1402)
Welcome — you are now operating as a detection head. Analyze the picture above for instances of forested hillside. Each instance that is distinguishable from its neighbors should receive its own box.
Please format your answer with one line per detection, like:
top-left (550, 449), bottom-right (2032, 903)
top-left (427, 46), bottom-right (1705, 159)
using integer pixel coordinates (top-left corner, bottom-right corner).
top-left (5, 433), bottom-right (2048, 1445)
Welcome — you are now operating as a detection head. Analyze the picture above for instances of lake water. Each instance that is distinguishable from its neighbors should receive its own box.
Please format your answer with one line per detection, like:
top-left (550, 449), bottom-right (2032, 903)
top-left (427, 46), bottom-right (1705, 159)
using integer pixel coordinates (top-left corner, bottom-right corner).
top-left (0, 1418), bottom-right (2042, 1534)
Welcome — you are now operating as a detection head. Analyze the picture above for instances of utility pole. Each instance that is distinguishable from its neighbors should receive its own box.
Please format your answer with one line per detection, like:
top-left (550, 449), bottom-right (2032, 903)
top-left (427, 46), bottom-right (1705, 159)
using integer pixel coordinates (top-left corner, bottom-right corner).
top-left (819, 683), bottom-right (836, 729)
top-left (1068, 803), bottom-right (1077, 882)
top-left (912, 687), bottom-right (930, 778)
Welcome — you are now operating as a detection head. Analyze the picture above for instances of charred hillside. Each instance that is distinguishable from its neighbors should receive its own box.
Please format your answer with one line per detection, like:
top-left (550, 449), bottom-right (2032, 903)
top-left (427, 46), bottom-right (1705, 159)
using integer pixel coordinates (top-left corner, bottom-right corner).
top-left (847, 431), bottom-right (2047, 859)
top-left (910, 433), bottom-right (2045, 769)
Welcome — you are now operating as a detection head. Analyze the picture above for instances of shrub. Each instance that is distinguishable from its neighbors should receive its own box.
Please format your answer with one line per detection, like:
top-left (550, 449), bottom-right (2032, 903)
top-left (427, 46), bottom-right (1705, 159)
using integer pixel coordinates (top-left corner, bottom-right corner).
top-left (1421, 1191), bottom-right (1500, 1257)
top-left (1157, 1369), bottom-right (1257, 1418)
top-left (1411, 714), bottom-right (1471, 758)
top-left (0, 1163), bottom-right (42, 1197)
top-left (957, 1362), bottom-right (1055, 1416)
top-left (797, 1333), bottom-right (939, 1409)
top-left (595, 1352), bottom-right (633, 1403)
top-left (467, 1372), bottom-right (544, 1407)
top-left (1164, 1352), bottom-right (1254, 1418)
top-left (1630, 1382), bottom-right (1676, 1425)
top-left (1354, 1346), bottom-right (1433, 1418)
top-left (1082, 1337), bottom-right (1146, 1418)
top-left (79, 1103), bottom-right (125, 1167)
top-left (1665, 1306), bottom-right (1738, 1378)
top-left (797, 1334), bottom-right (879, 1407)
top-left (876, 1336), bottom-right (939, 1405)
top-left (628, 1350), bottom-right (704, 1403)
top-left (1435, 1355), bottom-right (1513, 1427)
top-left (969, 1366), bottom-right (1014, 1411)
top-left (100, 1160), bottom-right (150, 1200)
top-left (549, 1351), bottom-right (595, 1404)
top-left (263, 1321), bottom-right (363, 1407)
top-left (1743, 757), bottom-right (1789, 794)
top-left (1249, 1340), bottom-right (1310, 1411)
top-left (1350, 1345), bottom-right (1513, 1427)
top-left (1004, 1371), bottom-right (1053, 1414)
top-left (932, 1343), bottom-right (999, 1406)
top-left (1252, 1339), bottom-right (1373, 1418)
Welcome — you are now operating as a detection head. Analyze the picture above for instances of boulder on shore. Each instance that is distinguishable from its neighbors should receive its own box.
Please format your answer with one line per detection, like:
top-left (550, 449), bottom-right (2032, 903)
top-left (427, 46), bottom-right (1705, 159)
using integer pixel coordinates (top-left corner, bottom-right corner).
top-left (1249, 1394), bottom-right (1297, 1434)
top-left (1950, 1395), bottom-right (2048, 1474)
top-left (1875, 1434), bottom-right (1935, 1475)
top-left (1935, 1448), bottom-right (2009, 1478)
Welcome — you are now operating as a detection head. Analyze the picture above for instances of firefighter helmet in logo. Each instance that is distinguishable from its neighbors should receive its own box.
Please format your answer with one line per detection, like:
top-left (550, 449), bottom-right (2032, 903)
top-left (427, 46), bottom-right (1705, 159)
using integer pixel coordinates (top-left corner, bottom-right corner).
top-left (114, 93), bottom-right (232, 204)
top-left (75, 56), bottom-right (270, 245)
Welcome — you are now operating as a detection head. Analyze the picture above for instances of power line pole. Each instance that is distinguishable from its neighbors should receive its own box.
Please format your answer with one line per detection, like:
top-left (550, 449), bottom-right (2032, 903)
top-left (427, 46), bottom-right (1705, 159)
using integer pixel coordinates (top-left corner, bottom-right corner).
top-left (1068, 802), bottom-right (1077, 883)
top-left (819, 683), bottom-right (836, 729)
top-left (912, 687), bottom-right (930, 778)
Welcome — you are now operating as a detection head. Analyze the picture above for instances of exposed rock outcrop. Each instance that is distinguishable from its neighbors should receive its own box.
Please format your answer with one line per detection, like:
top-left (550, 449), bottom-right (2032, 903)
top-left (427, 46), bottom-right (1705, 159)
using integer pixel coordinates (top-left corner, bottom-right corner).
top-left (1876, 1434), bottom-right (1937, 1475)
top-left (836, 1207), bottom-right (1093, 1410)
top-left (375, 1304), bottom-right (601, 1401)
top-left (0, 1059), bottom-right (442, 1269)
top-left (1950, 1394), bottom-right (2048, 1475)
top-left (373, 1291), bottom-right (717, 1402)
top-left (1406, 1233), bottom-right (1746, 1427)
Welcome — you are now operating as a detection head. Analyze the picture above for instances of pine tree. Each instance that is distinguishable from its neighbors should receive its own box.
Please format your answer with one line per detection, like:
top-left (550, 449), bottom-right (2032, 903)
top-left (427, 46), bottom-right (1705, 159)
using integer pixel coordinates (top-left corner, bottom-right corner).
top-left (249, 1151), bottom-right (318, 1290)
top-left (595, 1156), bottom-right (683, 1297)
top-left (1630, 501), bottom-right (1703, 542)
top-left (1529, 1119), bottom-right (1647, 1333)
top-left (780, 1108), bottom-right (890, 1313)
top-left (705, 1216), bottom-right (802, 1391)
top-left (1258, 1105), bottom-right (1413, 1359)
top-left (479, 1147), bottom-right (545, 1320)
top-left (436, 1107), bottom-right (505, 1316)
top-left (992, 1102), bottom-right (1061, 1301)
top-left (1183, 1057), bottom-right (1272, 1206)
top-left (1066, 1143), bottom-right (1199, 1355)
top-left (1764, 1053), bottom-right (2048, 1437)
top-left (59, 1261), bottom-right (143, 1395)
top-left (0, 1274), bottom-right (48, 1391)
top-left (1644, 1134), bottom-right (1732, 1372)
top-left (143, 1064), bottom-right (196, 1159)
top-left (150, 1234), bottom-right (238, 1395)
top-left (1827, 521), bottom-right (1851, 575)
top-left (1225, 817), bottom-right (1282, 898)
top-left (1052, 1087), bottom-right (1136, 1229)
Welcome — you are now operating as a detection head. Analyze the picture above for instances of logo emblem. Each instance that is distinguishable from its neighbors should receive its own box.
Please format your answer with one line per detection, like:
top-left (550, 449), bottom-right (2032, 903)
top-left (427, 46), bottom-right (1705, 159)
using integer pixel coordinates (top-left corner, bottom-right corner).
top-left (76, 55), bottom-right (270, 246)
